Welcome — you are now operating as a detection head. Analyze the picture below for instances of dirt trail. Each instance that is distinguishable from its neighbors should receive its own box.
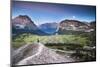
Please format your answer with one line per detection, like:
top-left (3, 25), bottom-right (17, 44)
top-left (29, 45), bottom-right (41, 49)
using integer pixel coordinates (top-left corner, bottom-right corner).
top-left (12, 43), bottom-right (74, 65)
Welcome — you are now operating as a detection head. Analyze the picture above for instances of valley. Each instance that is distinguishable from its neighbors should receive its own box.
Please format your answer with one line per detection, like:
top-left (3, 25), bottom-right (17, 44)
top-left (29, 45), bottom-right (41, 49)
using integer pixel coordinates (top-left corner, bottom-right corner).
top-left (11, 15), bottom-right (96, 65)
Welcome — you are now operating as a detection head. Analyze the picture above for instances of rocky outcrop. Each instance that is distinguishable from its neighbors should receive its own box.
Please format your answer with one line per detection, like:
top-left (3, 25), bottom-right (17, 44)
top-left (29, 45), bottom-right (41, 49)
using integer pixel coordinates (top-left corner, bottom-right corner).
top-left (59, 19), bottom-right (89, 31)
top-left (12, 15), bottom-right (37, 30)
top-left (57, 19), bottom-right (95, 34)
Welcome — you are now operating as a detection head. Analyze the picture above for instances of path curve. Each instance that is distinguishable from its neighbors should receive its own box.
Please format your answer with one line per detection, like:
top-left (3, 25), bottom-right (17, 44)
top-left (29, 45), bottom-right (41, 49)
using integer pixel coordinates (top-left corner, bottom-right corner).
top-left (17, 43), bottom-right (44, 64)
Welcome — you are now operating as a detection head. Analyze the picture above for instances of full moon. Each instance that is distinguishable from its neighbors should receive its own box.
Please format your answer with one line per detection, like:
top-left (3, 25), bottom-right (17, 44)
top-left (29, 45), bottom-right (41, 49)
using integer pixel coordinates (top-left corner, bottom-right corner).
top-left (72, 16), bottom-right (76, 19)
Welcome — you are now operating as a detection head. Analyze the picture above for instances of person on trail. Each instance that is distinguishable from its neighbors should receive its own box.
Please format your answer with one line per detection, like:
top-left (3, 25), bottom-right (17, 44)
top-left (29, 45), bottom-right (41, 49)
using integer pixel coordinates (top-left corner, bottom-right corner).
top-left (37, 38), bottom-right (40, 43)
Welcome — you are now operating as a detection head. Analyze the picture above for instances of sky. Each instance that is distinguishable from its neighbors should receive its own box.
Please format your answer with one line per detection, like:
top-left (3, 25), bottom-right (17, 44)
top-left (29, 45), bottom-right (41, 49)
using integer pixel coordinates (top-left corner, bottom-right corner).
top-left (12, 1), bottom-right (96, 25)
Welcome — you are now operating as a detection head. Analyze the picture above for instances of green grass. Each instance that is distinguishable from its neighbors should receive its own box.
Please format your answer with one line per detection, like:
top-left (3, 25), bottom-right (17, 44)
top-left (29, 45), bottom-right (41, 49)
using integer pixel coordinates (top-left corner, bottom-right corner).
top-left (12, 33), bottom-right (90, 48)
top-left (12, 33), bottom-right (96, 61)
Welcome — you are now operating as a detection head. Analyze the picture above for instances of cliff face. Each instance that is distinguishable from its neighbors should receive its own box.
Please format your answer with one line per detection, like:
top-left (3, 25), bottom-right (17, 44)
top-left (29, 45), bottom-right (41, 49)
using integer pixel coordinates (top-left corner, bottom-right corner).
top-left (12, 15), bottom-right (47, 35)
top-left (12, 15), bottom-right (38, 30)
top-left (59, 19), bottom-right (89, 31)
top-left (57, 19), bottom-right (95, 34)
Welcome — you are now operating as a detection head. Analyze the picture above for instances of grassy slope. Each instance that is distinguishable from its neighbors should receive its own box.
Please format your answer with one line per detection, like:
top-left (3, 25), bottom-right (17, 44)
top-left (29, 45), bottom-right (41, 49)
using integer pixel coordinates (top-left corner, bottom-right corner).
top-left (12, 33), bottom-right (96, 61)
top-left (12, 33), bottom-right (89, 49)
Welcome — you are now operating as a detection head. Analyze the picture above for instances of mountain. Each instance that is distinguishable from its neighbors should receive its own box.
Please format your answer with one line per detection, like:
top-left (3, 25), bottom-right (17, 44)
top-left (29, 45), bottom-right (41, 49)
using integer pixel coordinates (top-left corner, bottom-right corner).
top-left (12, 15), bottom-right (47, 35)
top-left (39, 22), bottom-right (58, 34)
top-left (90, 21), bottom-right (96, 29)
top-left (57, 19), bottom-right (94, 35)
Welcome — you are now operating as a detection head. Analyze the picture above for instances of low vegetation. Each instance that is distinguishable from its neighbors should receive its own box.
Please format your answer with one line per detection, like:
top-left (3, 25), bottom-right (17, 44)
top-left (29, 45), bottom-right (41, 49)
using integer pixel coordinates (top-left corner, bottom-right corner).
top-left (12, 33), bottom-right (89, 48)
top-left (12, 32), bottom-right (96, 61)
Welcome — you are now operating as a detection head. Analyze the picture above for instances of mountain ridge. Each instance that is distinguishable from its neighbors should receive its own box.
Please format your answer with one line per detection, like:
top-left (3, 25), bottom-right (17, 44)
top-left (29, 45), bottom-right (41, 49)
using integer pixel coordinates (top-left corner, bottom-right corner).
top-left (57, 19), bottom-right (95, 34)
top-left (12, 15), bottom-right (47, 35)
top-left (12, 15), bottom-right (96, 35)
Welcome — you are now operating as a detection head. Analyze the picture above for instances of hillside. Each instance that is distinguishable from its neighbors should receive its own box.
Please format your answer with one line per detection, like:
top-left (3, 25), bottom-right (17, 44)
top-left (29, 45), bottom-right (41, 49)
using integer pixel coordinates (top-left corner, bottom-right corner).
top-left (57, 19), bottom-right (95, 35)
top-left (12, 15), bottom-right (47, 35)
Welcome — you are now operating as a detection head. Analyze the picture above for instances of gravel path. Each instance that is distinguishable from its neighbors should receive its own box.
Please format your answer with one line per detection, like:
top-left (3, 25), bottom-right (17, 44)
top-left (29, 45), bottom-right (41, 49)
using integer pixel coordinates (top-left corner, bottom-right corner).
top-left (12, 43), bottom-right (75, 65)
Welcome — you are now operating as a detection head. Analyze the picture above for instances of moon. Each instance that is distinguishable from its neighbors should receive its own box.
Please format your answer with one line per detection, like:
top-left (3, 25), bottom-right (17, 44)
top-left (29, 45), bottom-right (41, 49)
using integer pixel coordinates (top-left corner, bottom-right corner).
top-left (72, 16), bottom-right (76, 19)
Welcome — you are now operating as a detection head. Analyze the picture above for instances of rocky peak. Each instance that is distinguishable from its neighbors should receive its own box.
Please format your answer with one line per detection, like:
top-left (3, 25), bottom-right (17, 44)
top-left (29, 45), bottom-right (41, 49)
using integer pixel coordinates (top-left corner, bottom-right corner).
top-left (12, 15), bottom-right (48, 35)
top-left (56, 19), bottom-right (96, 35)
top-left (58, 19), bottom-right (90, 31)
top-left (59, 19), bottom-right (88, 27)
top-left (12, 15), bottom-right (37, 30)
top-left (12, 15), bottom-right (34, 25)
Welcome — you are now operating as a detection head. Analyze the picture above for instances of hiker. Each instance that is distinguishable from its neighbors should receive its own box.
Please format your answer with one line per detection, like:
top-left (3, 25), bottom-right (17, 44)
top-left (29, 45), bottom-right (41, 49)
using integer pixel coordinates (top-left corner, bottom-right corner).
top-left (37, 38), bottom-right (40, 43)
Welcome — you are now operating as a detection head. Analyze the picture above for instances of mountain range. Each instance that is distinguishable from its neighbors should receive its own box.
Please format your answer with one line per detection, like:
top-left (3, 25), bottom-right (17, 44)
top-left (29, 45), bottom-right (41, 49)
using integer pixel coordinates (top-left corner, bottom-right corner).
top-left (12, 15), bottom-right (96, 35)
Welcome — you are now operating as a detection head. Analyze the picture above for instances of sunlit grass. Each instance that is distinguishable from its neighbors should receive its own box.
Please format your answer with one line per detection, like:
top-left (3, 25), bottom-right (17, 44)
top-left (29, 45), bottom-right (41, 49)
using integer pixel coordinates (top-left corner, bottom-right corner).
top-left (12, 33), bottom-right (89, 48)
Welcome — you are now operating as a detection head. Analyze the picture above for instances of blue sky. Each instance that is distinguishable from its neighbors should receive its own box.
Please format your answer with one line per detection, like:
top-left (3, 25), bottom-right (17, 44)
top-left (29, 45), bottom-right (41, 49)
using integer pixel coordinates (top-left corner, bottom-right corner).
top-left (12, 1), bottom-right (96, 25)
